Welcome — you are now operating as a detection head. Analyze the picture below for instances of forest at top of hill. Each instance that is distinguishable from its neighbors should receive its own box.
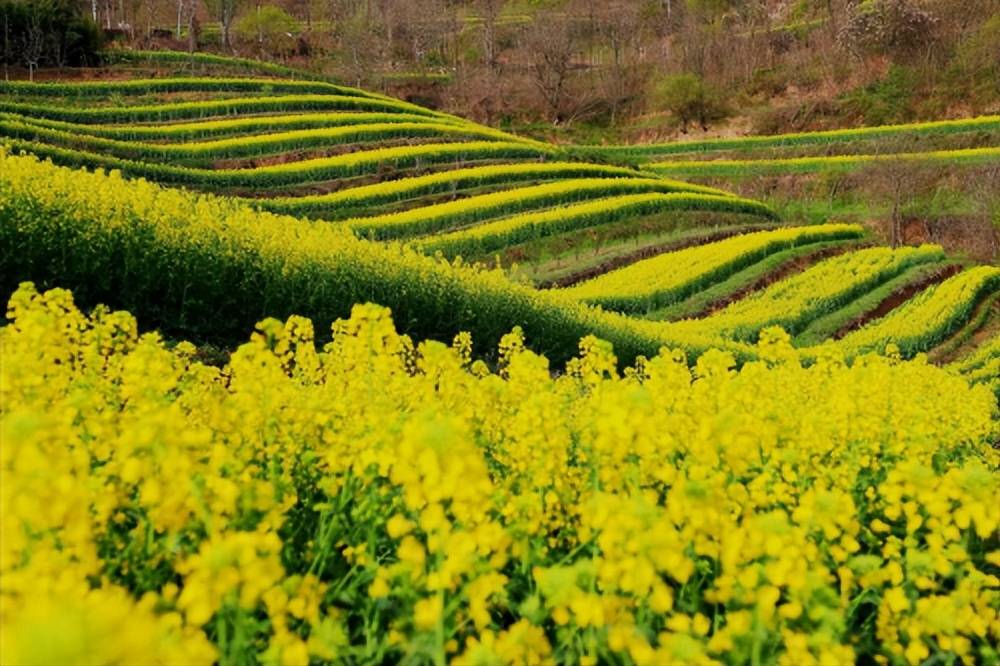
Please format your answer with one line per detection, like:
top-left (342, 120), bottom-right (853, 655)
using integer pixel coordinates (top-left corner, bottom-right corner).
top-left (3, 0), bottom-right (998, 142)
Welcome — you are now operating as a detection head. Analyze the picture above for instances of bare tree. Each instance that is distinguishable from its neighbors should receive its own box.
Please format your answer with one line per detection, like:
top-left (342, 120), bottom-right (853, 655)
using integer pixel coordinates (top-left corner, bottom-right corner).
top-left (969, 165), bottom-right (1000, 261)
top-left (204, 0), bottom-right (243, 52)
top-left (593, 1), bottom-right (645, 124)
top-left (864, 149), bottom-right (934, 248)
top-left (523, 11), bottom-right (578, 123)
top-left (3, 11), bottom-right (10, 82)
top-left (475, 0), bottom-right (502, 73)
top-left (22, 7), bottom-right (45, 82)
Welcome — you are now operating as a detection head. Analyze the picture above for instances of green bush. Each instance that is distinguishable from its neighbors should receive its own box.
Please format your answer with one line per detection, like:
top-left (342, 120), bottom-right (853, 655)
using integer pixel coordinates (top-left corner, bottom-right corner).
top-left (841, 65), bottom-right (916, 126)
top-left (651, 73), bottom-right (728, 133)
top-left (235, 6), bottom-right (302, 57)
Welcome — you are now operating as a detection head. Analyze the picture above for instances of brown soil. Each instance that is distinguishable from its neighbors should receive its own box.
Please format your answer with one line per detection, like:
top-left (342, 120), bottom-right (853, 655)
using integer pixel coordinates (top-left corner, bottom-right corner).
top-left (928, 293), bottom-right (1000, 364)
top-left (537, 224), bottom-right (778, 289)
top-left (831, 264), bottom-right (964, 340)
top-left (684, 241), bottom-right (869, 319)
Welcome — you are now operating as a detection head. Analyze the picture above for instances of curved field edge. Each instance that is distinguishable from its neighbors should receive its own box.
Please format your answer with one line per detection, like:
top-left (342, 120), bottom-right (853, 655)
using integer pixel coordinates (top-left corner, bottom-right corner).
top-left (0, 117), bottom-right (547, 164)
top-left (829, 267), bottom-right (1000, 358)
top-left (0, 77), bottom-right (386, 101)
top-left (580, 115), bottom-right (1000, 159)
top-left (0, 138), bottom-right (555, 190)
top-left (0, 94), bottom-right (446, 123)
top-left (0, 149), bottom-right (733, 366)
top-left (102, 48), bottom-right (353, 87)
top-left (557, 225), bottom-right (864, 314)
top-left (646, 147), bottom-right (1000, 178)
top-left (675, 245), bottom-right (949, 343)
top-left (0, 111), bottom-right (471, 142)
top-left (256, 163), bottom-right (729, 220)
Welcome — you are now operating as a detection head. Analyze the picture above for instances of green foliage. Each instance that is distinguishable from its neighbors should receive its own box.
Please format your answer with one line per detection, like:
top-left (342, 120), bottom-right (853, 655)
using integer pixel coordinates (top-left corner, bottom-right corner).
top-left (0, 0), bottom-right (103, 70)
top-left (842, 65), bottom-right (916, 126)
top-left (0, 117), bottom-right (539, 168)
top-left (579, 115), bottom-right (1000, 160)
top-left (0, 93), bottom-right (444, 124)
top-left (0, 148), bottom-right (737, 365)
top-left (102, 49), bottom-right (340, 84)
top-left (0, 76), bottom-right (384, 101)
top-left (418, 193), bottom-right (777, 260)
top-left (948, 13), bottom-right (1000, 104)
top-left (1, 137), bottom-right (553, 190)
top-left (647, 147), bottom-right (1000, 178)
top-left (651, 73), bottom-right (728, 132)
top-left (236, 5), bottom-right (302, 56)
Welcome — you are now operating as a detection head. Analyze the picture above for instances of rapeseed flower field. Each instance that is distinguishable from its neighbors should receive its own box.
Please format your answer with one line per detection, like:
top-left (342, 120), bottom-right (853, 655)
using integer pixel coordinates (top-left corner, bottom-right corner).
top-left (3, 283), bottom-right (997, 665)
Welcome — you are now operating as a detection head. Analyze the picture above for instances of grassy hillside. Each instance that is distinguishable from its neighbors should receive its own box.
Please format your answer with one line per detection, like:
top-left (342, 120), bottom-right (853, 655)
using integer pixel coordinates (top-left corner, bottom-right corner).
top-left (1, 63), bottom-right (996, 366)
top-left (2, 52), bottom-right (999, 666)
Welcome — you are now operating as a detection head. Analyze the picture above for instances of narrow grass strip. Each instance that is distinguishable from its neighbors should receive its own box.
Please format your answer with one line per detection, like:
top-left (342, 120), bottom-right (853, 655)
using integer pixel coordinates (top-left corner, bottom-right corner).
top-left (675, 245), bottom-right (948, 342)
top-left (348, 178), bottom-right (734, 240)
top-left (585, 115), bottom-right (1000, 159)
top-left (833, 266), bottom-right (1000, 357)
top-left (2, 138), bottom-right (553, 189)
top-left (0, 94), bottom-right (445, 123)
top-left (0, 118), bottom-right (546, 163)
top-left (794, 262), bottom-right (957, 346)
top-left (646, 146), bottom-right (1000, 178)
top-left (103, 49), bottom-right (353, 88)
top-left (417, 193), bottom-right (778, 260)
top-left (0, 77), bottom-right (384, 100)
top-left (644, 239), bottom-right (863, 322)
top-left (558, 224), bottom-right (861, 313)
top-left (0, 111), bottom-right (467, 142)
top-left (258, 162), bottom-right (725, 220)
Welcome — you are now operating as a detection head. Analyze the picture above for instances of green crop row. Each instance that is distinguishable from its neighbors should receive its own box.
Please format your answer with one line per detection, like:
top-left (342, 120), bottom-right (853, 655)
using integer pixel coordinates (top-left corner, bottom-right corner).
top-left (834, 266), bottom-right (1000, 357)
top-left (586, 115), bottom-right (1000, 160)
top-left (2, 138), bottom-right (553, 190)
top-left (647, 147), bottom-right (1000, 178)
top-left (0, 94), bottom-right (443, 124)
top-left (102, 49), bottom-right (348, 87)
top-left (792, 261), bottom-right (955, 347)
top-left (679, 245), bottom-right (948, 342)
top-left (641, 239), bottom-right (861, 322)
top-left (557, 224), bottom-right (864, 314)
top-left (951, 333), bottom-right (1000, 376)
top-left (0, 111), bottom-right (463, 142)
top-left (260, 163), bottom-right (728, 220)
top-left (415, 193), bottom-right (778, 259)
top-left (348, 178), bottom-right (733, 240)
top-left (0, 147), bottom-right (735, 366)
top-left (950, 334), bottom-right (1000, 397)
top-left (0, 118), bottom-right (544, 166)
top-left (0, 76), bottom-right (384, 101)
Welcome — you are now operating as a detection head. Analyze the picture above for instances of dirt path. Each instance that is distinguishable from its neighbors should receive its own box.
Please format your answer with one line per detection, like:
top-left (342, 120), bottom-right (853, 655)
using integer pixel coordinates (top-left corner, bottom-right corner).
top-left (537, 224), bottom-right (778, 289)
top-left (682, 242), bottom-right (868, 320)
top-left (928, 293), bottom-right (1000, 364)
top-left (830, 264), bottom-right (964, 340)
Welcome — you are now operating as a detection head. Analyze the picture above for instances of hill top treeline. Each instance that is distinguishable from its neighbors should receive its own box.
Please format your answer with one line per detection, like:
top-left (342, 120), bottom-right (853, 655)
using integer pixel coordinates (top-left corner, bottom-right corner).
top-left (3, 1), bottom-right (998, 138)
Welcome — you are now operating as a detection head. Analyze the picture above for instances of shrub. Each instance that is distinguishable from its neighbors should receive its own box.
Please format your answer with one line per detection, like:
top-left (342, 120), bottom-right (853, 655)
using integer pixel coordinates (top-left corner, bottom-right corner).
top-left (651, 73), bottom-right (728, 133)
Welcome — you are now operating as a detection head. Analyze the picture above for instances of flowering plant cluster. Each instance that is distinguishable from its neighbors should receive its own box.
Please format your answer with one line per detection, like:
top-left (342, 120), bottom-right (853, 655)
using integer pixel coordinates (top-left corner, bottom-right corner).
top-left (3, 283), bottom-right (997, 665)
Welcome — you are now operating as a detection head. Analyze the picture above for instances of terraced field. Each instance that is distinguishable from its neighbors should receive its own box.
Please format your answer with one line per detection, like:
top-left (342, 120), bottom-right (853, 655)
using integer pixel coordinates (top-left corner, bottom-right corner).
top-left (1, 59), bottom-right (996, 368)
top-left (580, 115), bottom-right (1000, 178)
top-left (3, 53), bottom-right (999, 666)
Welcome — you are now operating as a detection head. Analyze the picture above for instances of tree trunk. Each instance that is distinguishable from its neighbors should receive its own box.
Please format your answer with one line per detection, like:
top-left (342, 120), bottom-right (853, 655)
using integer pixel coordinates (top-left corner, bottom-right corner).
top-left (256, 0), bottom-right (263, 57)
